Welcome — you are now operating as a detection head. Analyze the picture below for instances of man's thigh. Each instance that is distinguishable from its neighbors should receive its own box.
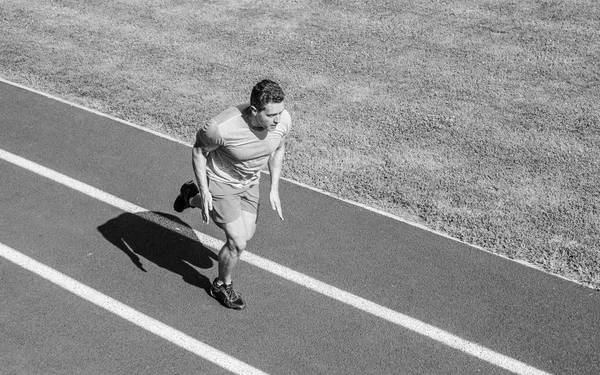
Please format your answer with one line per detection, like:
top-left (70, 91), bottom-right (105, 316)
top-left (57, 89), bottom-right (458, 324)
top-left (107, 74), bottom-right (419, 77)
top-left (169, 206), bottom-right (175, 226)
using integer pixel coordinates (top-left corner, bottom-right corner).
top-left (240, 210), bottom-right (257, 241)
top-left (219, 211), bottom-right (257, 249)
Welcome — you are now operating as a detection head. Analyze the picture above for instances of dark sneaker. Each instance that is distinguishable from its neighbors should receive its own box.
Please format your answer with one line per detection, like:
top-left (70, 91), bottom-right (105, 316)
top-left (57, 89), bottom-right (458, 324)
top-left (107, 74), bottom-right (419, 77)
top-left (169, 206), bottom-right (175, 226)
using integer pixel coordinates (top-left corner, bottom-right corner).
top-left (174, 181), bottom-right (199, 212)
top-left (210, 278), bottom-right (246, 310)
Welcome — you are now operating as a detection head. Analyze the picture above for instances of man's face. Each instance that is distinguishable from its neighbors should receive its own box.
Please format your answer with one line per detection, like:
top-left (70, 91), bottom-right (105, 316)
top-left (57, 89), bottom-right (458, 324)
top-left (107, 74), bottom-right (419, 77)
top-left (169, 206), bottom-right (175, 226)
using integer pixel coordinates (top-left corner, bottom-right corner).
top-left (253, 102), bottom-right (285, 131)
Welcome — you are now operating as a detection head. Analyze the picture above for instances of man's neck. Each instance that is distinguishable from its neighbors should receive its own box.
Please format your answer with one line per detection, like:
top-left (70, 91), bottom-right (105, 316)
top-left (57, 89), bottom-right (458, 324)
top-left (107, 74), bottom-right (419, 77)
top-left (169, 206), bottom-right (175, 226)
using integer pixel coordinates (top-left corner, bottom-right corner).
top-left (243, 106), bottom-right (263, 131)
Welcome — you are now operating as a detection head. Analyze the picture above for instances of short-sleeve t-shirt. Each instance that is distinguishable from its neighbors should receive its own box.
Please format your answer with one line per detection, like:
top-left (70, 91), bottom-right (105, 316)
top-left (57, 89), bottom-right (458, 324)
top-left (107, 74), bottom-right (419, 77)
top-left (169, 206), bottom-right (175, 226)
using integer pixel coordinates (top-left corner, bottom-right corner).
top-left (195, 104), bottom-right (291, 188)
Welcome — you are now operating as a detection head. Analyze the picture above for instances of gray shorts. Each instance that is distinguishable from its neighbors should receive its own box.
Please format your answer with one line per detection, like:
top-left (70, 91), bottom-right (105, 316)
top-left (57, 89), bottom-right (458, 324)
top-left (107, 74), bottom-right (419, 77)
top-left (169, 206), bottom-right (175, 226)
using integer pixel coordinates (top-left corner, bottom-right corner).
top-left (208, 179), bottom-right (259, 224)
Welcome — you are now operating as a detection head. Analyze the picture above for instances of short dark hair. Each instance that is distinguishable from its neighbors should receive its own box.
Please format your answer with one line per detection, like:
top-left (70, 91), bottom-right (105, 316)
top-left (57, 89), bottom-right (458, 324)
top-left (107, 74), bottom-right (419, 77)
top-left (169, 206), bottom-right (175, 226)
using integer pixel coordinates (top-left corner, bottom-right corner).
top-left (250, 80), bottom-right (284, 110)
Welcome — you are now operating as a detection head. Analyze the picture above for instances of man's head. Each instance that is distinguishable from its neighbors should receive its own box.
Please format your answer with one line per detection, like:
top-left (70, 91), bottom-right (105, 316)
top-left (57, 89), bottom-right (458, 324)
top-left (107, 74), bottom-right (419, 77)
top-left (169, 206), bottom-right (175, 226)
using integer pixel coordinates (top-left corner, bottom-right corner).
top-left (249, 80), bottom-right (285, 131)
top-left (250, 79), bottom-right (284, 110)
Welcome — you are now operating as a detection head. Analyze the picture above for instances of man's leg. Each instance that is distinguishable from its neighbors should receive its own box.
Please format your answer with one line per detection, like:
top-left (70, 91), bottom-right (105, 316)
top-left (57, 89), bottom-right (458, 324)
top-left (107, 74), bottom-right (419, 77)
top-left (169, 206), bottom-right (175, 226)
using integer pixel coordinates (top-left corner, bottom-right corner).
top-left (241, 210), bottom-right (258, 242)
top-left (208, 212), bottom-right (255, 310)
top-left (218, 211), bottom-right (257, 285)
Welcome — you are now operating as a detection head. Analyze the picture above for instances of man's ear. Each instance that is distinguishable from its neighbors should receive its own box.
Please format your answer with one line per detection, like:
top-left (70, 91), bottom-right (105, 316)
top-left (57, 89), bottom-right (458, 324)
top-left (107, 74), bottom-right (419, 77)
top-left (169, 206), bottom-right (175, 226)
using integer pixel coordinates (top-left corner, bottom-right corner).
top-left (249, 105), bottom-right (259, 116)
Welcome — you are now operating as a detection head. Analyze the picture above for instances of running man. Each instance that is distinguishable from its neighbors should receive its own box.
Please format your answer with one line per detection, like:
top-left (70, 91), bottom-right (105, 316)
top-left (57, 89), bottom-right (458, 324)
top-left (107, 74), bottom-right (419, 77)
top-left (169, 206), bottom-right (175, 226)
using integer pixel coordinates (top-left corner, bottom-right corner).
top-left (174, 79), bottom-right (291, 310)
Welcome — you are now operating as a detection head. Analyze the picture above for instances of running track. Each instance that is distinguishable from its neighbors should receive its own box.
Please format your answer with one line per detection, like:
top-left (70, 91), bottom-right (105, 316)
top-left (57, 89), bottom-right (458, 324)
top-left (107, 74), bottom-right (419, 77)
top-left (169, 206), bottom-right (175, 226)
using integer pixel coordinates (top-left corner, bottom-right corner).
top-left (1, 79), bottom-right (598, 374)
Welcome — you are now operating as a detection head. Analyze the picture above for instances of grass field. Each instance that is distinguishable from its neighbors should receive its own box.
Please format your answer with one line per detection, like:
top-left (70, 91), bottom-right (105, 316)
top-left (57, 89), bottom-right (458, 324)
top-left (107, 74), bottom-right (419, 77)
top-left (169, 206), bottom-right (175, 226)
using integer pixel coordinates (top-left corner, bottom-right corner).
top-left (1, 0), bottom-right (598, 289)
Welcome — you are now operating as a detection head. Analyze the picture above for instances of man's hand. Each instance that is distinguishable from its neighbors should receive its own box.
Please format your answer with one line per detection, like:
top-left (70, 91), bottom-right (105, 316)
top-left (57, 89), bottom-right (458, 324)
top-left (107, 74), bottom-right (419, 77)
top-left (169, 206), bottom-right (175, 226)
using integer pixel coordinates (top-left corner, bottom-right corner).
top-left (199, 190), bottom-right (213, 224)
top-left (269, 189), bottom-right (284, 221)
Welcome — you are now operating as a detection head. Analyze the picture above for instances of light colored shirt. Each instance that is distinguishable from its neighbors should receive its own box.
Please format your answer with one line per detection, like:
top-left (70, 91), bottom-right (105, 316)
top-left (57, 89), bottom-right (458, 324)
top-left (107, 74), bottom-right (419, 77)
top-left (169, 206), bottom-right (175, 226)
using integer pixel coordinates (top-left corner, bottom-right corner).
top-left (196, 104), bottom-right (291, 188)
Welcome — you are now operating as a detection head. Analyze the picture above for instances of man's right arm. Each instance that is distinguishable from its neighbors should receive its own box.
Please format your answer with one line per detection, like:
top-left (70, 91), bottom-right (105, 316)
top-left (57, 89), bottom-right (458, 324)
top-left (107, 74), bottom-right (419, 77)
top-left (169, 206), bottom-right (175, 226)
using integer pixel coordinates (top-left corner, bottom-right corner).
top-left (192, 141), bottom-right (213, 224)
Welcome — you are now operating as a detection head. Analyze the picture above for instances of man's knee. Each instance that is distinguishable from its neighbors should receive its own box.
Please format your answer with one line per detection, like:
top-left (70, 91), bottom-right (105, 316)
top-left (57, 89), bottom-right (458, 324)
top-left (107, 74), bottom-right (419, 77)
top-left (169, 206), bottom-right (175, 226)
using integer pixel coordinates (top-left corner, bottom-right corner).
top-left (226, 236), bottom-right (247, 254)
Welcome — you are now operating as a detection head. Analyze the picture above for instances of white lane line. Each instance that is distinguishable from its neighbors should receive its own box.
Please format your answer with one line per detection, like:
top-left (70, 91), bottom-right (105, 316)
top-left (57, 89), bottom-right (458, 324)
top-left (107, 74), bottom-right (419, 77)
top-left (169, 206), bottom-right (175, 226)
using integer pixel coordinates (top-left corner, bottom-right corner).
top-left (0, 242), bottom-right (268, 375)
top-left (0, 148), bottom-right (552, 375)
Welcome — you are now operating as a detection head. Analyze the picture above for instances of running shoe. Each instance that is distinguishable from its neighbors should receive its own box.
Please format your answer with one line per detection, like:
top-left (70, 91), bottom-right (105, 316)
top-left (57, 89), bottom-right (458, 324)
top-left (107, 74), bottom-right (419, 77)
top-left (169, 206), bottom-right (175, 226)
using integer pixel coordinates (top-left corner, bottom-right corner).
top-left (210, 278), bottom-right (246, 310)
top-left (174, 180), bottom-right (199, 212)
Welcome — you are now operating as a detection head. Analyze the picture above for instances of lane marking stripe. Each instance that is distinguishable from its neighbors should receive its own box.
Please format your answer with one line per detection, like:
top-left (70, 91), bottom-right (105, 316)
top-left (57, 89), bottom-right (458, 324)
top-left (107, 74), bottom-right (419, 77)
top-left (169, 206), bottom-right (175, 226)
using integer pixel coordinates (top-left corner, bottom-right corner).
top-left (0, 148), bottom-right (552, 375)
top-left (0, 242), bottom-right (268, 375)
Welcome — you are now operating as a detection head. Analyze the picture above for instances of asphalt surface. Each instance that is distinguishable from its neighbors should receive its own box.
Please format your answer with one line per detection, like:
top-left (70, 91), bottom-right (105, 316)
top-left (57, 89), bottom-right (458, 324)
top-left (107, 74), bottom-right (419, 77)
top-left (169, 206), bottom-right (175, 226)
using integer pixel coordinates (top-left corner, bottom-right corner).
top-left (1, 80), bottom-right (599, 375)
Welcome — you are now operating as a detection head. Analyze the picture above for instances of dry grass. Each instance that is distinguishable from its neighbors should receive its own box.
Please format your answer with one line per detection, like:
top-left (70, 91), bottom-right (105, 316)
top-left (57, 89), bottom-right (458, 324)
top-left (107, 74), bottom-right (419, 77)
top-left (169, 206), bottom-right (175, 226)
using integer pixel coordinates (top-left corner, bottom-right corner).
top-left (1, 0), bottom-right (599, 288)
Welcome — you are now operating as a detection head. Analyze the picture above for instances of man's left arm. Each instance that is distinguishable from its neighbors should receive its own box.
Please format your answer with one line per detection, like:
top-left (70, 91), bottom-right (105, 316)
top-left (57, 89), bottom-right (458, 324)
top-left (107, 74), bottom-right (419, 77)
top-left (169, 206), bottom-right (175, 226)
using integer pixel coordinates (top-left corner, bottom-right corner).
top-left (268, 140), bottom-right (286, 220)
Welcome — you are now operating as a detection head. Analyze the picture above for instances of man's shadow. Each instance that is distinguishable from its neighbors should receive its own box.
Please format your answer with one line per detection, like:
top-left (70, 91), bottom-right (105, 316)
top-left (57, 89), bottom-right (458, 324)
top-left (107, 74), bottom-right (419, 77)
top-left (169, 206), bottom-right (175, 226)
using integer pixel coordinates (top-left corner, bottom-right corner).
top-left (98, 211), bottom-right (217, 293)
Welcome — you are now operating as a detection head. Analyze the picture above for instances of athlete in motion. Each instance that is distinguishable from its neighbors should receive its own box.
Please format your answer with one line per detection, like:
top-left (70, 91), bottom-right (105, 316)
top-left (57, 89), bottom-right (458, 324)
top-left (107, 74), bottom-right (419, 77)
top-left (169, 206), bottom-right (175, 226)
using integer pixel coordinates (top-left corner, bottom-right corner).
top-left (174, 79), bottom-right (291, 309)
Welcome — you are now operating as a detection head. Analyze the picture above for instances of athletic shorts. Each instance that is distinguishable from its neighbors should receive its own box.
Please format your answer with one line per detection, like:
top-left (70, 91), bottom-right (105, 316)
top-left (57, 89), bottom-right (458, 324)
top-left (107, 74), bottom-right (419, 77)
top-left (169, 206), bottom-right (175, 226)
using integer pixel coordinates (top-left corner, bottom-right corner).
top-left (208, 179), bottom-right (260, 224)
